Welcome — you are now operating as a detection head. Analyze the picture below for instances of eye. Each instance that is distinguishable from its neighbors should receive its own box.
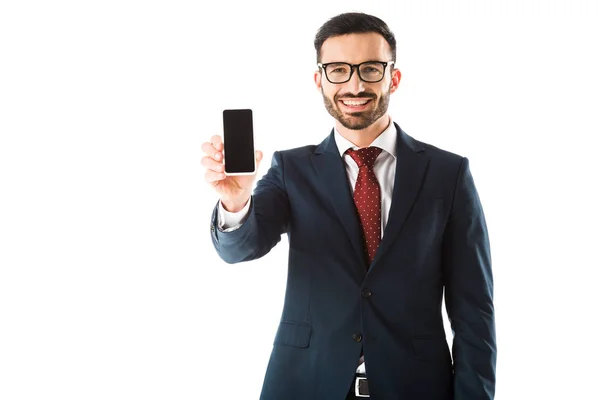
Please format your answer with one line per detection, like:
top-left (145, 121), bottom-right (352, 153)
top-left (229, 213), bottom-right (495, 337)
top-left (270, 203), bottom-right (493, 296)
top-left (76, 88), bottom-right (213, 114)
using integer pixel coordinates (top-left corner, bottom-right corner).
top-left (326, 63), bottom-right (350, 75)
top-left (361, 63), bottom-right (384, 74)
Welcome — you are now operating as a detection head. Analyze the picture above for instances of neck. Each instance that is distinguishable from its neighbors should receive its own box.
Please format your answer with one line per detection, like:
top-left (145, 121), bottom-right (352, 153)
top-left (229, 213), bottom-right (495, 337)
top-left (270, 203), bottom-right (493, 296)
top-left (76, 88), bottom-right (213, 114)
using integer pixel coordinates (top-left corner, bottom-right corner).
top-left (336, 114), bottom-right (390, 148)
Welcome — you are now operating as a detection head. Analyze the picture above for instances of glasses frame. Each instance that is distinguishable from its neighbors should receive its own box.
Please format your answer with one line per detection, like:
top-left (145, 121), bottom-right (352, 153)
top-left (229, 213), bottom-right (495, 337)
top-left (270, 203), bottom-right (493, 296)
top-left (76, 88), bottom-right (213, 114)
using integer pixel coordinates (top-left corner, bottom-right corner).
top-left (317, 60), bottom-right (395, 84)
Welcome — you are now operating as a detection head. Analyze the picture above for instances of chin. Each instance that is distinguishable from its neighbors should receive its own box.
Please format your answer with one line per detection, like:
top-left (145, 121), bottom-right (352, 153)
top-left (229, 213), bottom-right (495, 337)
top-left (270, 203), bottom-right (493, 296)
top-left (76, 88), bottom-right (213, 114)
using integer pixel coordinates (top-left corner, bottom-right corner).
top-left (339, 119), bottom-right (373, 131)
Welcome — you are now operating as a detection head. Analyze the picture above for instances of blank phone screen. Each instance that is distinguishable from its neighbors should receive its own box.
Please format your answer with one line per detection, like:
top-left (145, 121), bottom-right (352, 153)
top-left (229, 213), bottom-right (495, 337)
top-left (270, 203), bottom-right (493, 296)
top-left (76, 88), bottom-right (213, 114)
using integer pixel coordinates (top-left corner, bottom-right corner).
top-left (222, 109), bottom-right (255, 173)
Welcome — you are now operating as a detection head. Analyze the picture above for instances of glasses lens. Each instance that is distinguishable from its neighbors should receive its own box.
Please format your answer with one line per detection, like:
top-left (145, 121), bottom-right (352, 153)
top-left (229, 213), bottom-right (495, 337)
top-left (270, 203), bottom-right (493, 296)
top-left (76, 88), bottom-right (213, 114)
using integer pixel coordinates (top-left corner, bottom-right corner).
top-left (359, 62), bottom-right (385, 82)
top-left (325, 63), bottom-right (351, 83)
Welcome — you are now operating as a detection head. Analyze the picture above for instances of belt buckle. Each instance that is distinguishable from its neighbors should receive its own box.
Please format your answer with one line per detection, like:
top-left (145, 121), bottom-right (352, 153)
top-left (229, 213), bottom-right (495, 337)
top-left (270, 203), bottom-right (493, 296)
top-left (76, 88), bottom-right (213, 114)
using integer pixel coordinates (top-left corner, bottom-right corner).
top-left (354, 376), bottom-right (369, 398)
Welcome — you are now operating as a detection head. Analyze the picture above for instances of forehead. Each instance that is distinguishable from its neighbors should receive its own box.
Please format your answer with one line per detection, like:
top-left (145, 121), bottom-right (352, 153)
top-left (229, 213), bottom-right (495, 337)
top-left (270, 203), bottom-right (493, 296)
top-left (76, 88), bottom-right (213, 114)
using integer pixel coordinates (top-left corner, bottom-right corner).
top-left (320, 32), bottom-right (391, 63)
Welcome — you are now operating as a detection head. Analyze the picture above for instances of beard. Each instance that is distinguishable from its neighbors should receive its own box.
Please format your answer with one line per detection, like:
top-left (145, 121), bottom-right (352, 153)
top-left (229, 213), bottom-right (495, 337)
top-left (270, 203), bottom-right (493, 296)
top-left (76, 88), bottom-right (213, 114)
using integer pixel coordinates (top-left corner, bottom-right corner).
top-left (321, 87), bottom-right (390, 130)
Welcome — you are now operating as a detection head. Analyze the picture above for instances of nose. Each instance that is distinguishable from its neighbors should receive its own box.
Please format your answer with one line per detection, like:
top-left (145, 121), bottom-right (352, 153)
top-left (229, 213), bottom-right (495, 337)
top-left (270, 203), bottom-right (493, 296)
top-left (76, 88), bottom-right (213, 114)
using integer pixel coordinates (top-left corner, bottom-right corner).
top-left (345, 66), bottom-right (365, 94)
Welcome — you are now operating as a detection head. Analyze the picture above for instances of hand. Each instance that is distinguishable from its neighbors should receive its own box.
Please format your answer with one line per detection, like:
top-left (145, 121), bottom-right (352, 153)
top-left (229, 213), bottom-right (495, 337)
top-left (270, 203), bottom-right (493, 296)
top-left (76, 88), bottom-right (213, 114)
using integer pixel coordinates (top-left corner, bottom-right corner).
top-left (201, 135), bottom-right (263, 212)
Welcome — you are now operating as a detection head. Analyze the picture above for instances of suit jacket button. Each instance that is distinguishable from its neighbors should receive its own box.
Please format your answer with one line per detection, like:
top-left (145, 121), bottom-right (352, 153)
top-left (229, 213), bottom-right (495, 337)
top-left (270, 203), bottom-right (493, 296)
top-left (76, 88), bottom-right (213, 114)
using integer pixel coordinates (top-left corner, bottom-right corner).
top-left (361, 288), bottom-right (372, 298)
top-left (352, 333), bottom-right (363, 342)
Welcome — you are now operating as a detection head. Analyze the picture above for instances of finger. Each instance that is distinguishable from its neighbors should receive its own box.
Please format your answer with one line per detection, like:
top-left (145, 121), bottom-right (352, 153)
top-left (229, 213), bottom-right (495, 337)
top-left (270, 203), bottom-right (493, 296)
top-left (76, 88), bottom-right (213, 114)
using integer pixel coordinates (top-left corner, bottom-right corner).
top-left (255, 150), bottom-right (263, 169)
top-left (205, 169), bottom-right (226, 184)
top-left (210, 135), bottom-right (223, 151)
top-left (201, 156), bottom-right (224, 172)
top-left (201, 141), bottom-right (222, 161)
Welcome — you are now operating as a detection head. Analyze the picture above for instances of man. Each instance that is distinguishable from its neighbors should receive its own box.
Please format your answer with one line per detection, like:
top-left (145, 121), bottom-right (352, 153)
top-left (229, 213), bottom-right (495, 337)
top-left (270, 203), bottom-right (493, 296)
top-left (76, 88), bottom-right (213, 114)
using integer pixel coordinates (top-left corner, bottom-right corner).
top-left (202, 12), bottom-right (496, 400)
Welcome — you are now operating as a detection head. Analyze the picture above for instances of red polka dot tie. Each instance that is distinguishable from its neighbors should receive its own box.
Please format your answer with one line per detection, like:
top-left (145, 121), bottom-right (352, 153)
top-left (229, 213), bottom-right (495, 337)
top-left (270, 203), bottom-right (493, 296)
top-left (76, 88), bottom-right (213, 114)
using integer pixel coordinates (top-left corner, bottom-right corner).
top-left (346, 147), bottom-right (383, 266)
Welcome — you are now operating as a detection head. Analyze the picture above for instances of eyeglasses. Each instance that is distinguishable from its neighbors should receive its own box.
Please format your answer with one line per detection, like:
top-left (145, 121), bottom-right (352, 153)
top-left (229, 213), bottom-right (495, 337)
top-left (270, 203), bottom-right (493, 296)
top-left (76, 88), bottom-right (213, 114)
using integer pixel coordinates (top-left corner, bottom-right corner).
top-left (317, 61), bottom-right (394, 84)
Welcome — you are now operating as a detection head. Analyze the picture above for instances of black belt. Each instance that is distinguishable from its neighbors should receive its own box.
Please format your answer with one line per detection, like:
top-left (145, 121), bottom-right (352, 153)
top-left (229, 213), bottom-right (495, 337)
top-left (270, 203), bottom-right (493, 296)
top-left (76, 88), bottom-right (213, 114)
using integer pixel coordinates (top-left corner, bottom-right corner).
top-left (351, 373), bottom-right (369, 398)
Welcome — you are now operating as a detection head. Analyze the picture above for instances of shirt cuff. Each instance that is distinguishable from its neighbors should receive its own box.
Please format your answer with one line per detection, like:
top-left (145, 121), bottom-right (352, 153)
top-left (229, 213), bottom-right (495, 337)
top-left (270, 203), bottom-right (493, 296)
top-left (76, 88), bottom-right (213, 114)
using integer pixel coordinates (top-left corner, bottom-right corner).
top-left (217, 197), bottom-right (252, 232)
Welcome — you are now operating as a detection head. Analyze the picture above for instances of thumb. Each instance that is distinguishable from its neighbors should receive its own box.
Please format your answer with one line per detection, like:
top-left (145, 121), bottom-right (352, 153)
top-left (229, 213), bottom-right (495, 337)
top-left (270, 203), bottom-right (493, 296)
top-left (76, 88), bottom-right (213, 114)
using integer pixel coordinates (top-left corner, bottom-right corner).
top-left (255, 150), bottom-right (263, 169)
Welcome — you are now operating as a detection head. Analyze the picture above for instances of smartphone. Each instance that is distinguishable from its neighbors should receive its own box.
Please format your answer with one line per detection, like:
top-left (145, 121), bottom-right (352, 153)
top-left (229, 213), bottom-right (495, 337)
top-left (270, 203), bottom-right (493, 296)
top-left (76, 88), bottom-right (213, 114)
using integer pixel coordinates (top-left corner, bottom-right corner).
top-left (222, 109), bottom-right (256, 175)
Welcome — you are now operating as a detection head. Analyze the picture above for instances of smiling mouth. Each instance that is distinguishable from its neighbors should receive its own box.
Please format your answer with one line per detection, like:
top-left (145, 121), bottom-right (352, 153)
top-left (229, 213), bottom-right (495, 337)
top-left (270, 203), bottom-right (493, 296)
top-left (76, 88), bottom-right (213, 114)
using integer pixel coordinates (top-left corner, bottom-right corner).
top-left (339, 98), bottom-right (372, 110)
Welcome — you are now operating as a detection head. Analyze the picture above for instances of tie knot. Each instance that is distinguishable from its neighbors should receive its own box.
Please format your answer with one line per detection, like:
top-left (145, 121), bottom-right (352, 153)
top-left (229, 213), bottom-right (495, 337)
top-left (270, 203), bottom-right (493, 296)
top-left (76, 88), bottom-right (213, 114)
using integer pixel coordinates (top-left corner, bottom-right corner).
top-left (346, 146), bottom-right (383, 168)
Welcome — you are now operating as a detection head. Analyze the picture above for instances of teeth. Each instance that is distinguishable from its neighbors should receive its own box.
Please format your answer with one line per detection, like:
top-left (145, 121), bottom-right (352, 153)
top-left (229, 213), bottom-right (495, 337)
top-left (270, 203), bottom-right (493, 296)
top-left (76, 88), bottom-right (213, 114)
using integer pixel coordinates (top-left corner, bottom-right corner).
top-left (342, 100), bottom-right (368, 106)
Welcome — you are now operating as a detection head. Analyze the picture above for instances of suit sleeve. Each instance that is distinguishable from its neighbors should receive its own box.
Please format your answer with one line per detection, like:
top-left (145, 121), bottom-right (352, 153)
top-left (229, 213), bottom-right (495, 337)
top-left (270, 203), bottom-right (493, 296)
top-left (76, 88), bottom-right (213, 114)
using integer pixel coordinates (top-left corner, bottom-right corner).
top-left (210, 151), bottom-right (290, 264)
top-left (442, 157), bottom-right (497, 399)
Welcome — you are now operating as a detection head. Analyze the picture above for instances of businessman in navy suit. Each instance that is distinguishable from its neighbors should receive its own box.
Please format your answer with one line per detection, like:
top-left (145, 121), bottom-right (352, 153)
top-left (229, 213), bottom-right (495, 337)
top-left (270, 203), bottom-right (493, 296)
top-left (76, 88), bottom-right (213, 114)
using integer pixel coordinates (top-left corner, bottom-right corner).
top-left (202, 12), bottom-right (496, 400)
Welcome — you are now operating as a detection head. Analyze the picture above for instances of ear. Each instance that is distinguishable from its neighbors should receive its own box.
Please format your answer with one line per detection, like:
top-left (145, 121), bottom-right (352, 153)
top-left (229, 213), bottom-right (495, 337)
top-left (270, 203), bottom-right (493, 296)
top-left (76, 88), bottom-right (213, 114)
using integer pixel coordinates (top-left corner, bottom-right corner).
top-left (389, 67), bottom-right (401, 94)
top-left (314, 70), bottom-right (323, 90)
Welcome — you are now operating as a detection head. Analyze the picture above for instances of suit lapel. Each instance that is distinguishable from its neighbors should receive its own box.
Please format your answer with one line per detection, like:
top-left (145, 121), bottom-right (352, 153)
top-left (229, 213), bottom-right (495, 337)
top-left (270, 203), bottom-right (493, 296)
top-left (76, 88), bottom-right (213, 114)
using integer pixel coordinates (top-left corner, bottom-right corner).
top-left (309, 124), bottom-right (429, 270)
top-left (310, 132), bottom-right (366, 266)
top-left (370, 124), bottom-right (429, 268)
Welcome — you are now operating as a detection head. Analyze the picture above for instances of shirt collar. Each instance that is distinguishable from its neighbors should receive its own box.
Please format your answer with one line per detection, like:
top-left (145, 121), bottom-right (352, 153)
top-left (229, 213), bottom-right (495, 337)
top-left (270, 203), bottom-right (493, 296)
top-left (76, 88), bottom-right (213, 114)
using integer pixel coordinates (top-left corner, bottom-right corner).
top-left (333, 117), bottom-right (397, 159)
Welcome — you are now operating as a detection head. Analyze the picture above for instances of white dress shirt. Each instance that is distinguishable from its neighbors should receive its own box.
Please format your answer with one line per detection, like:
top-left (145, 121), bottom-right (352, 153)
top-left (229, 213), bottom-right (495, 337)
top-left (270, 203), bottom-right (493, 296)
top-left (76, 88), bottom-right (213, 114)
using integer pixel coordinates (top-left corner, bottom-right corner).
top-left (334, 118), bottom-right (397, 238)
top-left (216, 117), bottom-right (399, 373)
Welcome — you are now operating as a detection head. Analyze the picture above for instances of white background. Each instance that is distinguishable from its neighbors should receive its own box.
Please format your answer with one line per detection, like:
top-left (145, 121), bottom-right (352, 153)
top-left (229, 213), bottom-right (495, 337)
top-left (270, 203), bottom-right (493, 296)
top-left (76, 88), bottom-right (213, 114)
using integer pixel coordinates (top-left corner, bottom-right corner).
top-left (1, 0), bottom-right (599, 398)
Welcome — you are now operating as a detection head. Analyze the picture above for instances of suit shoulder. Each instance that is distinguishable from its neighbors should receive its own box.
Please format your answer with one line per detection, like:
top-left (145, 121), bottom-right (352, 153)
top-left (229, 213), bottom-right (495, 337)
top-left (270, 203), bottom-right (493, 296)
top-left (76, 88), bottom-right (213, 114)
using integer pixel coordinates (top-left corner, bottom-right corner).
top-left (401, 130), bottom-right (468, 182)
top-left (265, 145), bottom-right (317, 171)
top-left (276, 145), bottom-right (318, 159)
top-left (411, 135), bottom-right (465, 165)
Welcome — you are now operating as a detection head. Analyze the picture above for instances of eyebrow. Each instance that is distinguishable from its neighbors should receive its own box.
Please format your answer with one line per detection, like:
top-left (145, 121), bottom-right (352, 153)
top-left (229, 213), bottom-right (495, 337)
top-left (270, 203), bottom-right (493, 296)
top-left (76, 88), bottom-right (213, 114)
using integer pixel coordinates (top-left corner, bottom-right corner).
top-left (319, 60), bottom-right (389, 64)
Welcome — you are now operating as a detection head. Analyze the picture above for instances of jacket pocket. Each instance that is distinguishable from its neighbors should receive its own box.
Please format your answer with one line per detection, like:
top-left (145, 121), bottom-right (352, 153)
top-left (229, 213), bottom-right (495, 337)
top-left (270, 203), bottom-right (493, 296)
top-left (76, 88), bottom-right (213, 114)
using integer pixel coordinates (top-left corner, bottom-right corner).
top-left (273, 321), bottom-right (312, 348)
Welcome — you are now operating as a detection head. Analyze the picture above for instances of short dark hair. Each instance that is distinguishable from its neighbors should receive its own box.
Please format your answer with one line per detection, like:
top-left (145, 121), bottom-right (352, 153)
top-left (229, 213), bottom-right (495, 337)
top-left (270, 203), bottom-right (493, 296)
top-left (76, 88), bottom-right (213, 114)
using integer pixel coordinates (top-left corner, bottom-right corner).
top-left (314, 12), bottom-right (396, 63)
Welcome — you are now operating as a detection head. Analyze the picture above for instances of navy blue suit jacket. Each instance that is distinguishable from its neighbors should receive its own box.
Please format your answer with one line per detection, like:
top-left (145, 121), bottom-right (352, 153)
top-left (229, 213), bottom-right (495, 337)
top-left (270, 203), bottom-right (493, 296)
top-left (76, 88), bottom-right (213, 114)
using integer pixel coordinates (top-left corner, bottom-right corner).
top-left (211, 123), bottom-right (496, 399)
